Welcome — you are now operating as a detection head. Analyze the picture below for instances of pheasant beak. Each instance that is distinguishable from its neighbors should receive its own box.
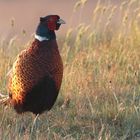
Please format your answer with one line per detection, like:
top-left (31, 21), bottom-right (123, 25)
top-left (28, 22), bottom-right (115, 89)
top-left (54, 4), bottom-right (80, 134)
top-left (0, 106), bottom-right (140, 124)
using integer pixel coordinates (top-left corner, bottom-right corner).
top-left (57, 19), bottom-right (66, 24)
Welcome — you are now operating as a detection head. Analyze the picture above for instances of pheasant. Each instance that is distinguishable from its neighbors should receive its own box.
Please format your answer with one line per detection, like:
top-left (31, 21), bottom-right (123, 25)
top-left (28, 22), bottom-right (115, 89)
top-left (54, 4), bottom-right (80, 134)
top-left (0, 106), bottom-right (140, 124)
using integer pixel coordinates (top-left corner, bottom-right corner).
top-left (1, 15), bottom-right (65, 115)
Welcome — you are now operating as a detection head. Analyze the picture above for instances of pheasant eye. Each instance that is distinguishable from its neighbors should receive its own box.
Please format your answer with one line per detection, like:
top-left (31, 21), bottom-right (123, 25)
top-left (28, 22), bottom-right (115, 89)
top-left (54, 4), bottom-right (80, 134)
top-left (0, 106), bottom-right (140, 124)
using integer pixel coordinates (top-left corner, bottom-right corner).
top-left (49, 18), bottom-right (54, 22)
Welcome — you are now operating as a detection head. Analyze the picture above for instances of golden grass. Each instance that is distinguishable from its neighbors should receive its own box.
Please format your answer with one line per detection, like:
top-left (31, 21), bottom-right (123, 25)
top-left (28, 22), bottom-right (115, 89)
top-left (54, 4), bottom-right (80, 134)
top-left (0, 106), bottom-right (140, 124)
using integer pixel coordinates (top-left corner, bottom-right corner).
top-left (0, 0), bottom-right (140, 139)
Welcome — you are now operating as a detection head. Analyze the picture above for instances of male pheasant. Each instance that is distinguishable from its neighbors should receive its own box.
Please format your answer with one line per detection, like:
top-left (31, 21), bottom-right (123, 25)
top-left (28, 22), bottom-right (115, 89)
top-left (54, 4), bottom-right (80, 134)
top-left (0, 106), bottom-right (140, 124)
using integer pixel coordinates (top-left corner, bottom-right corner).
top-left (6, 15), bottom-right (65, 115)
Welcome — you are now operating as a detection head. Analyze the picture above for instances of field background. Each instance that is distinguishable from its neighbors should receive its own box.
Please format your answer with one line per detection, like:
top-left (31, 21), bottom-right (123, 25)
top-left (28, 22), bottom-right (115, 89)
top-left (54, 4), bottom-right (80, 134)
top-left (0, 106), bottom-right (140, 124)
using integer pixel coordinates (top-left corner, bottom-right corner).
top-left (0, 0), bottom-right (140, 139)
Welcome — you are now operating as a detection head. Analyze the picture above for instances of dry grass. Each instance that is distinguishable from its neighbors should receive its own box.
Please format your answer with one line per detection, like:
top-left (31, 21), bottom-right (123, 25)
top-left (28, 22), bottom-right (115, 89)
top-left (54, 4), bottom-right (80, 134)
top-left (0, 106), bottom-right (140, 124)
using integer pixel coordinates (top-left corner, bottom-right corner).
top-left (0, 0), bottom-right (140, 139)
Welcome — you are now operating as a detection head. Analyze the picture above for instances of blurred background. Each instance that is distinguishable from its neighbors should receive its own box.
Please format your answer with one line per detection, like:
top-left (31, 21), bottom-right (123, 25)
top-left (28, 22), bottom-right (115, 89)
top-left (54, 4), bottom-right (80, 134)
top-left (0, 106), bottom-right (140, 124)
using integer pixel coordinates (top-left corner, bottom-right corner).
top-left (0, 0), bottom-right (121, 43)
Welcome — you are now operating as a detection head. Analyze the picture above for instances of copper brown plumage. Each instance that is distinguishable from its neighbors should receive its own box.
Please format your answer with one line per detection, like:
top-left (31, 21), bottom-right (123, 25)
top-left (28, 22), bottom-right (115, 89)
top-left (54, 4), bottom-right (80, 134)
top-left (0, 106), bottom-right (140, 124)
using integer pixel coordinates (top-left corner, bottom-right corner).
top-left (6, 15), bottom-right (65, 115)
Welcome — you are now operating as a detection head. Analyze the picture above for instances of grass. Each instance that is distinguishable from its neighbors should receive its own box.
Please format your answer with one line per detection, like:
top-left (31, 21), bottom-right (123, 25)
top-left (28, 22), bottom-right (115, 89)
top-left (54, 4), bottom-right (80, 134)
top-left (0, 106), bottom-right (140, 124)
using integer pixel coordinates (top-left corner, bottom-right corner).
top-left (1, 0), bottom-right (140, 139)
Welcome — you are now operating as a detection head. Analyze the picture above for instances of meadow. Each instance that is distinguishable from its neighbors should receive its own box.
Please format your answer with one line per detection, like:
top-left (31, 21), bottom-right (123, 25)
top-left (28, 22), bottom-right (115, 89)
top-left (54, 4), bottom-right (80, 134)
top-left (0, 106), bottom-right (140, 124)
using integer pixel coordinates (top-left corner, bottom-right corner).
top-left (0, 0), bottom-right (140, 139)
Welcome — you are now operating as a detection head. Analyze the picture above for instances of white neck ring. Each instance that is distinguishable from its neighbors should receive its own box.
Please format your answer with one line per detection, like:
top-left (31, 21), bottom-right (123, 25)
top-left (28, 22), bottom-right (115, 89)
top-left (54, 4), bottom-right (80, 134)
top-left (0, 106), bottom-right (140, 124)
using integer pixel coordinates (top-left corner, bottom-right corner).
top-left (35, 34), bottom-right (49, 42)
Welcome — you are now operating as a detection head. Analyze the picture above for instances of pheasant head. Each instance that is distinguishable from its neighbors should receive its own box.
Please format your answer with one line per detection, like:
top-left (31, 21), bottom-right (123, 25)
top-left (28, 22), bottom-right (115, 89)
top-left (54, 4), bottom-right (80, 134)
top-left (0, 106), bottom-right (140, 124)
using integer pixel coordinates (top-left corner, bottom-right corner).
top-left (35, 15), bottom-right (65, 41)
